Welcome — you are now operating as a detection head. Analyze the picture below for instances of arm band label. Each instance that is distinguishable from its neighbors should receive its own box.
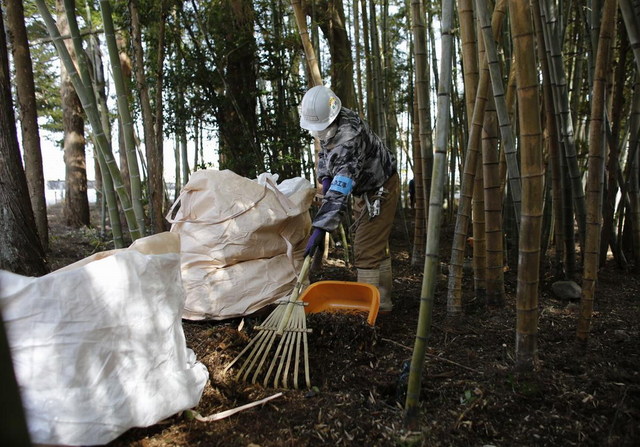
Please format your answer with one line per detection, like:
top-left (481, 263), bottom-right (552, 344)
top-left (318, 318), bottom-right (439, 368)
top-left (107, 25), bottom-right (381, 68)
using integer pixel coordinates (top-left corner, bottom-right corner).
top-left (329, 175), bottom-right (354, 195)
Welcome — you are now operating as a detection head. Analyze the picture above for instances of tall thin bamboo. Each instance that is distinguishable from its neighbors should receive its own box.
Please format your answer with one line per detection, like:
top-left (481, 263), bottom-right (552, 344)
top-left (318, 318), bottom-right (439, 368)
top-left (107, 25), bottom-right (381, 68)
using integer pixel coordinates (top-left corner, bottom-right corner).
top-left (481, 93), bottom-right (505, 305)
top-left (291, 0), bottom-right (322, 85)
top-left (532, 0), bottom-right (566, 276)
top-left (473, 18), bottom-right (487, 294)
top-left (411, 96), bottom-right (427, 265)
top-left (600, 32), bottom-right (629, 266)
top-left (577, 0), bottom-right (618, 343)
top-left (446, 0), bottom-right (507, 315)
top-left (292, 0), bottom-right (334, 268)
top-left (469, 0), bottom-right (487, 298)
top-left (540, 0), bottom-right (587, 248)
top-left (98, 0), bottom-right (146, 234)
top-left (360, 0), bottom-right (373, 121)
top-left (498, 60), bottom-right (517, 197)
top-left (569, 5), bottom-right (585, 133)
top-left (368, 1), bottom-right (387, 142)
top-left (152, 1), bottom-right (166, 186)
top-left (589, 0), bottom-right (603, 85)
top-left (509, 0), bottom-right (545, 368)
top-left (620, 0), bottom-right (640, 73)
top-left (353, 0), bottom-right (364, 113)
top-left (86, 31), bottom-right (124, 248)
top-left (410, 0), bottom-right (432, 265)
top-left (94, 147), bottom-right (123, 247)
top-left (475, 0), bottom-right (521, 228)
top-left (627, 78), bottom-right (640, 264)
top-left (180, 130), bottom-right (189, 187)
top-left (472, 158), bottom-right (487, 296)
top-left (36, 0), bottom-right (140, 243)
top-left (404, 0), bottom-right (454, 426)
top-left (457, 0), bottom-right (479, 132)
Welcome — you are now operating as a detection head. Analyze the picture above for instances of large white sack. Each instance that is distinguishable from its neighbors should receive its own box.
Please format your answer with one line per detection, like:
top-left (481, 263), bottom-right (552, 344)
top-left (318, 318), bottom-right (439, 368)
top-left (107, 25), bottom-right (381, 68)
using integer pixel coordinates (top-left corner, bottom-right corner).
top-left (0, 232), bottom-right (209, 446)
top-left (168, 169), bottom-right (314, 265)
top-left (168, 170), bottom-right (315, 320)
top-left (181, 252), bottom-right (303, 320)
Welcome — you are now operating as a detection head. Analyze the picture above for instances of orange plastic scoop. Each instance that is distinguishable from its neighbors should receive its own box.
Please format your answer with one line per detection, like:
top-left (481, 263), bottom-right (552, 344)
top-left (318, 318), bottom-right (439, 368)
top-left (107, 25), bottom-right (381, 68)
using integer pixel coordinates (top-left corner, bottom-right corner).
top-left (300, 281), bottom-right (380, 325)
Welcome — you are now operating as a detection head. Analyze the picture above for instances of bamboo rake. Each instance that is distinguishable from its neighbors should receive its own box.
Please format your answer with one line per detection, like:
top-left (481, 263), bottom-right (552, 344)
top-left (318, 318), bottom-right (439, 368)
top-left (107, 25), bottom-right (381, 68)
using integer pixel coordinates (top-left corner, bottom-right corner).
top-left (225, 255), bottom-right (312, 389)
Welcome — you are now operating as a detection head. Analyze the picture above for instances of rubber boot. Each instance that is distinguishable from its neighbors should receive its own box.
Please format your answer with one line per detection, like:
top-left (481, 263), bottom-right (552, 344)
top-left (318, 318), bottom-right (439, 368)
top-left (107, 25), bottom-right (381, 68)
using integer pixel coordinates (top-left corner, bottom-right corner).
top-left (378, 258), bottom-right (393, 312)
top-left (357, 268), bottom-right (380, 312)
top-left (358, 265), bottom-right (393, 314)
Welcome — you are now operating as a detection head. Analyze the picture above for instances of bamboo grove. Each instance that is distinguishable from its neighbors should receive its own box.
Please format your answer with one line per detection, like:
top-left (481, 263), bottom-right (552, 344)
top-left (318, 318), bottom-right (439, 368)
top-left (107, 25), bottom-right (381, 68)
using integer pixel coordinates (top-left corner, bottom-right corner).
top-left (1, 0), bottom-right (639, 426)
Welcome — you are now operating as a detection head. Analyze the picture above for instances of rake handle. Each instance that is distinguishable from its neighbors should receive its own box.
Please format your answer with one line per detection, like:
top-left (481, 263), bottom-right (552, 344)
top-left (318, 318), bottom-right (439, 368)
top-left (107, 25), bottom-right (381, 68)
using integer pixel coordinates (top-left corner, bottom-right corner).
top-left (276, 255), bottom-right (312, 335)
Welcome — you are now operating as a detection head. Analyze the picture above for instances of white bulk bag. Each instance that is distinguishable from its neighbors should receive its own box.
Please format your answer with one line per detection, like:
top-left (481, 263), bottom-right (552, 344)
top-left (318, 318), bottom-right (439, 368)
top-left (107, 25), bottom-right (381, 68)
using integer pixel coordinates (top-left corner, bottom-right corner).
top-left (0, 232), bottom-right (209, 446)
top-left (168, 170), bottom-right (315, 320)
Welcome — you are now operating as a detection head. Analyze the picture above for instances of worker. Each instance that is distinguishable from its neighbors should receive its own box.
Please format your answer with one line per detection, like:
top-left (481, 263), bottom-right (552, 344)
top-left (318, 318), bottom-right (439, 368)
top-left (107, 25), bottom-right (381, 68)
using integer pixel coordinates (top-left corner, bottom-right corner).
top-left (409, 178), bottom-right (415, 209)
top-left (300, 85), bottom-right (399, 313)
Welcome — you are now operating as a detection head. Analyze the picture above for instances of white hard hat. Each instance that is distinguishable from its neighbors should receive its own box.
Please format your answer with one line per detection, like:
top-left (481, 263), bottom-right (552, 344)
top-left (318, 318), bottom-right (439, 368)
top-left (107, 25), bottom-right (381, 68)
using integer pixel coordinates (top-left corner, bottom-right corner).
top-left (299, 85), bottom-right (342, 131)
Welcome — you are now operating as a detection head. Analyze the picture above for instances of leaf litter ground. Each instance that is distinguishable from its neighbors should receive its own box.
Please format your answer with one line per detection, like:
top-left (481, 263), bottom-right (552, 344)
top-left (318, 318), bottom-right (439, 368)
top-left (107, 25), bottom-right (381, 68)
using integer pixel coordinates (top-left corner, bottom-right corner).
top-left (45, 204), bottom-right (640, 446)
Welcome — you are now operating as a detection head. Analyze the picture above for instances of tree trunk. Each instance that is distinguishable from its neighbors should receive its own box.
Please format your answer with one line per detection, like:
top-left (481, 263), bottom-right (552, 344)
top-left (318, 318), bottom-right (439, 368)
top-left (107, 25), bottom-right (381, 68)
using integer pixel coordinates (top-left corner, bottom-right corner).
top-left (154, 2), bottom-right (166, 200)
top-left (216, 0), bottom-right (262, 178)
top-left (130, 0), bottom-right (166, 233)
top-left (311, 0), bottom-right (357, 109)
top-left (57, 0), bottom-right (90, 229)
top-left (0, 10), bottom-right (47, 276)
top-left (4, 0), bottom-right (49, 251)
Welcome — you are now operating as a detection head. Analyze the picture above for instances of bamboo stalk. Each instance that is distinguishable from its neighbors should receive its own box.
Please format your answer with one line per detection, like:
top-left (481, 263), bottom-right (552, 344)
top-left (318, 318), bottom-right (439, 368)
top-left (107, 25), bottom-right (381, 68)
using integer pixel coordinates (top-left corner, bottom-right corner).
top-left (577, 0), bottom-right (618, 343)
top-left (539, 0), bottom-right (587, 249)
top-left (475, 0), bottom-right (522, 229)
top-left (509, 0), bottom-right (545, 368)
top-left (404, 0), bottom-right (455, 426)
top-left (532, 0), bottom-right (567, 277)
top-left (446, 0), bottom-right (508, 315)
top-left (98, 0), bottom-right (146, 234)
top-left (35, 0), bottom-right (141, 242)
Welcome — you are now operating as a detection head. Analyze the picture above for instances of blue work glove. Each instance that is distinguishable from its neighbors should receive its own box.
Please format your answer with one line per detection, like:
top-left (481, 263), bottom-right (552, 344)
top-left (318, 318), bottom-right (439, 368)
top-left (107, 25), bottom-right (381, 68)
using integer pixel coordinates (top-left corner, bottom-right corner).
top-left (321, 177), bottom-right (332, 195)
top-left (304, 228), bottom-right (326, 257)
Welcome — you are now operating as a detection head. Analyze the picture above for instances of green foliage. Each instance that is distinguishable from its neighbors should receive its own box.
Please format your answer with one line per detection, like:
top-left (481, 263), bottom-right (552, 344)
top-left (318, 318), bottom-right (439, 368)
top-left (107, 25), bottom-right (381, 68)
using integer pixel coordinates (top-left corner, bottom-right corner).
top-left (24, 2), bottom-right (63, 134)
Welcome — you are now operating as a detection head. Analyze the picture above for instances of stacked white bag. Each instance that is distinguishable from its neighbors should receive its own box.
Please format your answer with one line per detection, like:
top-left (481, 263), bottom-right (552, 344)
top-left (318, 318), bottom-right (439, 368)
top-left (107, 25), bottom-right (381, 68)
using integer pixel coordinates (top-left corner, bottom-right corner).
top-left (0, 232), bottom-right (209, 446)
top-left (167, 169), bottom-right (315, 320)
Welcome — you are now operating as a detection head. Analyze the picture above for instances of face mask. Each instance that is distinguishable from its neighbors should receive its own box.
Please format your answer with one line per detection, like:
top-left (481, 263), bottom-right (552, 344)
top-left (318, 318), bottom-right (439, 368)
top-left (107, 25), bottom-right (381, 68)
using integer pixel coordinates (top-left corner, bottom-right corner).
top-left (310, 122), bottom-right (337, 141)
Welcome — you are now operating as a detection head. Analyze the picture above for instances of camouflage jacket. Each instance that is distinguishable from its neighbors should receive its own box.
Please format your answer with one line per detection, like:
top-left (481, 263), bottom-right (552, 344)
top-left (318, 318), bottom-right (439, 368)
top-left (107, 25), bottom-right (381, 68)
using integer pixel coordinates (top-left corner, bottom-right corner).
top-left (313, 107), bottom-right (397, 232)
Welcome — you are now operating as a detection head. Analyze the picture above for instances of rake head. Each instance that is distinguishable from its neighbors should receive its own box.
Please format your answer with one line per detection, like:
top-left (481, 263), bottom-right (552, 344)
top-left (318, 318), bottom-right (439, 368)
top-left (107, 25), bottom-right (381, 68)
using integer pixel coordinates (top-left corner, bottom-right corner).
top-left (224, 299), bottom-right (312, 389)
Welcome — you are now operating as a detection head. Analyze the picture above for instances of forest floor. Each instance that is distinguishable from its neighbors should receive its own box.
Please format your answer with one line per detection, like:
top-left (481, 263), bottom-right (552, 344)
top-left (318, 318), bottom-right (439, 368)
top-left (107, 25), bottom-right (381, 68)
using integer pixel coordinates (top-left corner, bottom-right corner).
top-left (46, 203), bottom-right (640, 447)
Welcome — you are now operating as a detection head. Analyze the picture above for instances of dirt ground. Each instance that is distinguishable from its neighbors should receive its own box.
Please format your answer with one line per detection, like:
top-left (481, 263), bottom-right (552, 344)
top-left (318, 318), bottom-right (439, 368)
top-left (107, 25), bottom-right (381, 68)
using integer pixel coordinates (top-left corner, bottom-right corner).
top-left (45, 204), bottom-right (640, 447)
